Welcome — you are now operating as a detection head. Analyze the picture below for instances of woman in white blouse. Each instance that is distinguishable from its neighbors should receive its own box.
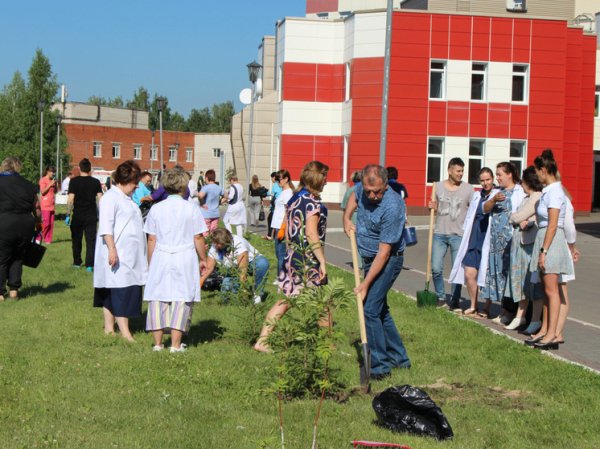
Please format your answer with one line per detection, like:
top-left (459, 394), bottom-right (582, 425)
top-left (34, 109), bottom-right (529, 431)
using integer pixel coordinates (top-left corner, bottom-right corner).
top-left (94, 161), bottom-right (148, 342)
top-left (270, 169), bottom-right (294, 276)
top-left (222, 175), bottom-right (247, 238)
top-left (526, 150), bottom-right (574, 350)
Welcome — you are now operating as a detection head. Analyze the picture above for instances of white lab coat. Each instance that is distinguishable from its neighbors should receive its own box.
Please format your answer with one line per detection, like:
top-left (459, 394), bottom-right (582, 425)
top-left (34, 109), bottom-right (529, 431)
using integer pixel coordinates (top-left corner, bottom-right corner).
top-left (449, 189), bottom-right (499, 287)
top-left (94, 186), bottom-right (148, 288)
top-left (143, 196), bottom-right (207, 302)
top-left (223, 183), bottom-right (247, 225)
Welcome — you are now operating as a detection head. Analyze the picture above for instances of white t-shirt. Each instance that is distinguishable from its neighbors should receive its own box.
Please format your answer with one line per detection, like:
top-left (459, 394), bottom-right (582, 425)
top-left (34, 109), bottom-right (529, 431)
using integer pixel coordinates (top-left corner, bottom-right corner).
top-left (564, 198), bottom-right (576, 244)
top-left (187, 179), bottom-right (198, 203)
top-left (61, 177), bottom-right (70, 194)
top-left (536, 181), bottom-right (566, 228)
top-left (208, 235), bottom-right (259, 267)
top-left (228, 184), bottom-right (244, 205)
top-left (270, 188), bottom-right (293, 230)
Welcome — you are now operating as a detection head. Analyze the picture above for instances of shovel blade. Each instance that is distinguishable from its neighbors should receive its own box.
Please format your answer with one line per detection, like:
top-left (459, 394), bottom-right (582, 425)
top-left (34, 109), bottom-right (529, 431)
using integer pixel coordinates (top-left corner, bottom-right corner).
top-left (359, 343), bottom-right (371, 393)
top-left (417, 286), bottom-right (438, 308)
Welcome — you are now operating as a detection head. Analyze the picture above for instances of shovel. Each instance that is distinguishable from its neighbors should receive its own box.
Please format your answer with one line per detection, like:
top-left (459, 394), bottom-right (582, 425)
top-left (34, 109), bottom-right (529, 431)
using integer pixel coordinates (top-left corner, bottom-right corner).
top-left (417, 182), bottom-right (438, 307)
top-left (349, 229), bottom-right (371, 393)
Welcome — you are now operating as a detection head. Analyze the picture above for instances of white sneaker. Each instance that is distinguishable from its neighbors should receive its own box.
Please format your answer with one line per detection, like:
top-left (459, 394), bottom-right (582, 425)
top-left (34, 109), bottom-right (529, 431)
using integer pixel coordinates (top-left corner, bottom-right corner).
top-left (253, 295), bottom-right (262, 305)
top-left (169, 344), bottom-right (187, 353)
top-left (152, 345), bottom-right (164, 352)
top-left (504, 317), bottom-right (526, 330)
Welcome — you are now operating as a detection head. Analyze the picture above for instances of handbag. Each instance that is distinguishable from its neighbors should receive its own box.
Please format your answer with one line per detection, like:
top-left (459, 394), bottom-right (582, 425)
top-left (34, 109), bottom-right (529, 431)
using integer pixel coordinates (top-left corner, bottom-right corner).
top-left (258, 206), bottom-right (265, 222)
top-left (23, 236), bottom-right (46, 268)
top-left (403, 223), bottom-right (418, 247)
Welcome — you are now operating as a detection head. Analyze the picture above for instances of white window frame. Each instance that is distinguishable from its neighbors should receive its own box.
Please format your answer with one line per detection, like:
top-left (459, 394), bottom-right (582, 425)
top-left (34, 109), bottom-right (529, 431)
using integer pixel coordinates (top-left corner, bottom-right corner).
top-left (213, 148), bottom-right (221, 158)
top-left (471, 63), bottom-right (487, 101)
top-left (511, 64), bottom-right (529, 103)
top-left (150, 145), bottom-right (158, 161)
top-left (468, 139), bottom-right (486, 185)
top-left (112, 143), bottom-right (121, 159)
top-left (429, 60), bottom-right (447, 100)
top-left (133, 144), bottom-right (142, 160)
top-left (186, 147), bottom-right (193, 163)
top-left (168, 146), bottom-right (177, 162)
top-left (426, 137), bottom-right (445, 184)
top-left (509, 140), bottom-right (527, 175)
top-left (345, 62), bottom-right (351, 102)
top-left (92, 142), bottom-right (102, 158)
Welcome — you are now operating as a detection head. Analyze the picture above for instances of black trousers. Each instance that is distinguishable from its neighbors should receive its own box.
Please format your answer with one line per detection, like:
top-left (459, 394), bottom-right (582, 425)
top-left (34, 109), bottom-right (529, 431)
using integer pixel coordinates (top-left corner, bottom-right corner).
top-left (71, 216), bottom-right (98, 267)
top-left (0, 213), bottom-right (35, 296)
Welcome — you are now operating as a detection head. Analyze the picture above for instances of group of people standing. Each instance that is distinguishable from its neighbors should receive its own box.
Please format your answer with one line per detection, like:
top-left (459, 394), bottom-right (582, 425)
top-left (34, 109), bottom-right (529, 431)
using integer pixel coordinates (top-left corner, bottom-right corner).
top-left (434, 151), bottom-right (577, 350)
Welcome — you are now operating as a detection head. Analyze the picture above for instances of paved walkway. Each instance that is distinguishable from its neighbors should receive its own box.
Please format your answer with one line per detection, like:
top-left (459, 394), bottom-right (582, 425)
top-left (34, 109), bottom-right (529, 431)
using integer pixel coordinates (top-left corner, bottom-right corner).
top-left (250, 211), bottom-right (600, 373)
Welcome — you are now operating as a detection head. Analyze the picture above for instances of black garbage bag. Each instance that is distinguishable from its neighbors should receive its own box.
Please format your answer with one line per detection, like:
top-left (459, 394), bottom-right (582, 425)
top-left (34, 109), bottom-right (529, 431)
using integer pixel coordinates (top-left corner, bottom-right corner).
top-left (372, 385), bottom-right (453, 440)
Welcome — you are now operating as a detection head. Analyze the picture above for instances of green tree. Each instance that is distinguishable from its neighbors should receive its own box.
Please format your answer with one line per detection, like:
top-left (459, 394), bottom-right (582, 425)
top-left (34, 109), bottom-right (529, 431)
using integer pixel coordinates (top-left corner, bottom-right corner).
top-left (169, 112), bottom-right (187, 131)
top-left (149, 94), bottom-right (172, 131)
top-left (209, 101), bottom-right (235, 132)
top-left (127, 86), bottom-right (150, 111)
top-left (186, 107), bottom-right (211, 132)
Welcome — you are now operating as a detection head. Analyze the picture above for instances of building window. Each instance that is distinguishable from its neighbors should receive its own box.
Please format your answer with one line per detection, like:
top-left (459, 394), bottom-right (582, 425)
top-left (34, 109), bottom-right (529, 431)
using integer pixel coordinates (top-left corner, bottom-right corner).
top-left (150, 145), bottom-right (157, 161)
top-left (427, 138), bottom-right (444, 183)
top-left (112, 143), bottom-right (120, 159)
top-left (93, 142), bottom-right (102, 158)
top-left (595, 85), bottom-right (599, 117)
top-left (213, 148), bottom-right (221, 158)
top-left (512, 64), bottom-right (528, 102)
top-left (133, 144), bottom-right (142, 160)
top-left (345, 62), bottom-right (351, 102)
top-left (168, 146), bottom-right (177, 162)
top-left (471, 63), bottom-right (487, 101)
top-left (510, 141), bottom-right (526, 174)
top-left (429, 61), bottom-right (446, 99)
top-left (468, 140), bottom-right (485, 184)
top-left (186, 147), bottom-right (193, 163)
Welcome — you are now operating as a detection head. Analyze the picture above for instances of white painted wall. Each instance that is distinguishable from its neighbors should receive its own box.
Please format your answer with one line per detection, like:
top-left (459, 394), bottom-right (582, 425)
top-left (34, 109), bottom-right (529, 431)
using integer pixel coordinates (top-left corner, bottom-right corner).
top-left (488, 62), bottom-right (516, 104)
top-left (194, 134), bottom-right (233, 183)
top-left (280, 101), bottom-right (345, 136)
top-left (351, 12), bottom-right (386, 59)
top-left (446, 60), bottom-right (471, 102)
top-left (281, 19), bottom-right (345, 64)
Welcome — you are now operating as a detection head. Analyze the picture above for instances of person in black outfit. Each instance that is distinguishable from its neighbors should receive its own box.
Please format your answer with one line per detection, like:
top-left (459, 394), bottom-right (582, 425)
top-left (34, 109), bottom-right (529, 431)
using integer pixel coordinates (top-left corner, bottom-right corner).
top-left (0, 157), bottom-right (40, 301)
top-left (387, 166), bottom-right (409, 200)
top-left (67, 158), bottom-right (103, 271)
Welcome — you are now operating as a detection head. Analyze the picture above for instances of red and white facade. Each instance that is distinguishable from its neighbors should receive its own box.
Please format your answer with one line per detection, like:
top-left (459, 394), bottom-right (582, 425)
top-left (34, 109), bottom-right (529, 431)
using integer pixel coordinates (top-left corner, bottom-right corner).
top-left (275, 10), bottom-right (596, 211)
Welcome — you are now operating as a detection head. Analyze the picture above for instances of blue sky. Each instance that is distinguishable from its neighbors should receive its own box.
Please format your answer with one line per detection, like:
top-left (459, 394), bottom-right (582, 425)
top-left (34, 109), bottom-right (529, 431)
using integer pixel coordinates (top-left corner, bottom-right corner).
top-left (0, 0), bottom-right (305, 116)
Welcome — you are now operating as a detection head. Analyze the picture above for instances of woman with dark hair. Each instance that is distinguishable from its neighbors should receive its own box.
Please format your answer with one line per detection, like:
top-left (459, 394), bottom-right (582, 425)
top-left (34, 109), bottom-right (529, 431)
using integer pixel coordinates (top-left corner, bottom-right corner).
top-left (222, 174), bottom-right (247, 238)
top-left (93, 160), bottom-right (148, 341)
top-left (198, 169), bottom-right (223, 235)
top-left (480, 161), bottom-right (525, 321)
top-left (270, 169), bottom-right (294, 276)
top-left (526, 150), bottom-right (574, 350)
top-left (247, 174), bottom-right (265, 227)
top-left (504, 166), bottom-right (544, 331)
top-left (38, 166), bottom-right (57, 244)
top-left (0, 157), bottom-right (40, 301)
top-left (254, 160), bottom-right (329, 352)
top-left (449, 167), bottom-right (498, 316)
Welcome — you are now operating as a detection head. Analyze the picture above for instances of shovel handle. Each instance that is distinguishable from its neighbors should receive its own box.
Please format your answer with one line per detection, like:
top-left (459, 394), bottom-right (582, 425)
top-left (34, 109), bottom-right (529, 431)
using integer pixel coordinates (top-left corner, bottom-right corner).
top-left (426, 182), bottom-right (437, 284)
top-left (349, 229), bottom-right (368, 345)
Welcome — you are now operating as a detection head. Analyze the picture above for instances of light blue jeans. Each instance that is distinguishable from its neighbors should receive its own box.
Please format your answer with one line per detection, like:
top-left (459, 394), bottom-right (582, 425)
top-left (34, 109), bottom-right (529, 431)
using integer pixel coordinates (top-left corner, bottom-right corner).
top-left (431, 233), bottom-right (462, 302)
top-left (221, 255), bottom-right (270, 297)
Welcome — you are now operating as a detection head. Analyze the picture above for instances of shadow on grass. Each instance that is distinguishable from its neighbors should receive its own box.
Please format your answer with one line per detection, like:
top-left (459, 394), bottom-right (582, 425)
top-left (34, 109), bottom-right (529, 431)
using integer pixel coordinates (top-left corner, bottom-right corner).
top-left (20, 281), bottom-right (73, 297)
top-left (187, 319), bottom-right (225, 346)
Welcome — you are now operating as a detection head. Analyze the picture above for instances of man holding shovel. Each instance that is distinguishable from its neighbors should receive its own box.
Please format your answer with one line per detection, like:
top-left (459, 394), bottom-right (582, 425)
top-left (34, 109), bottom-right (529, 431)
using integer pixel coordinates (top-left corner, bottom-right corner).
top-left (343, 165), bottom-right (411, 380)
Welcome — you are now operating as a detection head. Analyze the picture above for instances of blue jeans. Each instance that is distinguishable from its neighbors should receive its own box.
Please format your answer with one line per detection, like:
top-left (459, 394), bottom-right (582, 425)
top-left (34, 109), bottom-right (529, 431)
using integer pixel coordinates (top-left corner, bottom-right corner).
top-left (363, 254), bottom-right (411, 375)
top-left (273, 234), bottom-right (286, 276)
top-left (221, 255), bottom-right (270, 296)
top-left (431, 233), bottom-right (462, 302)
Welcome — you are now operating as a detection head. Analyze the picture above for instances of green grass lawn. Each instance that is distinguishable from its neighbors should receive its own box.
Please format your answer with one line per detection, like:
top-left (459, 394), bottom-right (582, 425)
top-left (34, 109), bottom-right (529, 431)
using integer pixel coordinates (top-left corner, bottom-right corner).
top-left (1, 220), bottom-right (599, 449)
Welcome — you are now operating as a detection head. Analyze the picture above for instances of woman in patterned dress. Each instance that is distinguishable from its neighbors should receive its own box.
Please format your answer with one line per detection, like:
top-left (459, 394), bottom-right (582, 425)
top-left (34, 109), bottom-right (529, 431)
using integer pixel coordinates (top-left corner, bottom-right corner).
top-left (480, 162), bottom-right (525, 322)
top-left (254, 161), bottom-right (329, 353)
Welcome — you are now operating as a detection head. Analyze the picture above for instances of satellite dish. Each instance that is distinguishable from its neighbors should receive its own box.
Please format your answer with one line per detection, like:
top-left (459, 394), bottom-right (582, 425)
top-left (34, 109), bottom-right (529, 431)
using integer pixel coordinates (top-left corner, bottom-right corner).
top-left (239, 88), bottom-right (252, 105)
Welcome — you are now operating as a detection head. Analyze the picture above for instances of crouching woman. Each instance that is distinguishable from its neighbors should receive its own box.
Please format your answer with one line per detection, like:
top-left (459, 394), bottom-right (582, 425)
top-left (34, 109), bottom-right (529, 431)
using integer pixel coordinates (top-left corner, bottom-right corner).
top-left (143, 167), bottom-right (208, 352)
top-left (200, 228), bottom-right (270, 305)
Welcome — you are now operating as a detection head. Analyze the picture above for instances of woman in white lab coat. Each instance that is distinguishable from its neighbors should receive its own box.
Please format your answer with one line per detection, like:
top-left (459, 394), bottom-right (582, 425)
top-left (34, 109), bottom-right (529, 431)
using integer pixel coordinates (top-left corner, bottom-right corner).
top-left (449, 167), bottom-right (498, 316)
top-left (222, 175), bottom-right (247, 237)
top-left (93, 161), bottom-right (148, 342)
top-left (143, 168), bottom-right (207, 353)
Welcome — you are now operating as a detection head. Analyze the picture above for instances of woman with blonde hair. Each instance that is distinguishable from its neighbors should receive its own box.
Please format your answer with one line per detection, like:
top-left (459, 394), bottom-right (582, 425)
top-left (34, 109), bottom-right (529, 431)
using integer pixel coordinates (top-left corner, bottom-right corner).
top-left (254, 161), bottom-right (329, 352)
top-left (143, 167), bottom-right (207, 352)
top-left (247, 174), bottom-right (266, 227)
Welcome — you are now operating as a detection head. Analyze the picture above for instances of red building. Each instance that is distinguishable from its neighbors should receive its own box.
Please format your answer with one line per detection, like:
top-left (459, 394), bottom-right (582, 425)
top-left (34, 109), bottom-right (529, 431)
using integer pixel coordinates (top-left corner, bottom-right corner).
top-left (271, 9), bottom-right (596, 211)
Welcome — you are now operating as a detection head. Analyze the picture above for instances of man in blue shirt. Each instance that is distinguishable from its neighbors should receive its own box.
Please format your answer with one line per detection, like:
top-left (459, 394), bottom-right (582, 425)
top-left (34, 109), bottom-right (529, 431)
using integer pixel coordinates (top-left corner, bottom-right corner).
top-left (343, 164), bottom-right (411, 380)
top-left (132, 172), bottom-right (153, 206)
